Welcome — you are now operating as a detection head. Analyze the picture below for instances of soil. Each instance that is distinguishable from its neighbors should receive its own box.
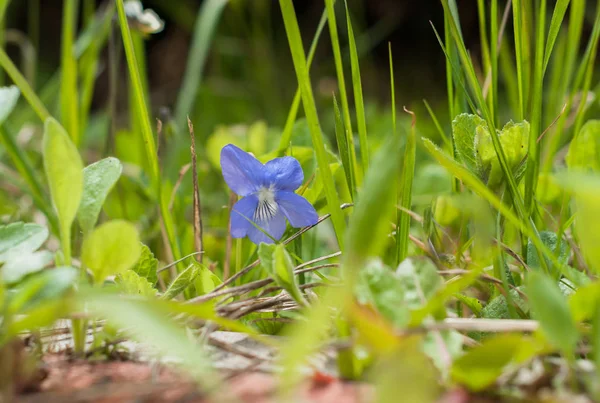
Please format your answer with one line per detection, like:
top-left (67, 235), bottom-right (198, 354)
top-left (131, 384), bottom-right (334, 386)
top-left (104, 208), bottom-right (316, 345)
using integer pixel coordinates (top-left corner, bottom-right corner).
top-left (16, 353), bottom-right (374, 403)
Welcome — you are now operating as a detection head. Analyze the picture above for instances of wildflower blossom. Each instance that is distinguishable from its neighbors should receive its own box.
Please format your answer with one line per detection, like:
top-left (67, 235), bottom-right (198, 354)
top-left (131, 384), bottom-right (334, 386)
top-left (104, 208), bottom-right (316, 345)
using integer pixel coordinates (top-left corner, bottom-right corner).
top-left (221, 144), bottom-right (319, 244)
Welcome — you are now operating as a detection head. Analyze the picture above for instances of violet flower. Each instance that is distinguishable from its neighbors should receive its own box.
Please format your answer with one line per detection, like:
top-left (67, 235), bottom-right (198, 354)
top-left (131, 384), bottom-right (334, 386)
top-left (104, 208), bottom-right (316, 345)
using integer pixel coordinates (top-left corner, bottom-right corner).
top-left (221, 144), bottom-right (319, 244)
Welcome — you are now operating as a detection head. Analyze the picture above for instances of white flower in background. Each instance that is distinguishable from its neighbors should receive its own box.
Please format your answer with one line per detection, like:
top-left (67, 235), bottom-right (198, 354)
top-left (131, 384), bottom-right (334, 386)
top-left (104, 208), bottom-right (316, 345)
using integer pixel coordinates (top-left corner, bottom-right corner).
top-left (124, 0), bottom-right (164, 35)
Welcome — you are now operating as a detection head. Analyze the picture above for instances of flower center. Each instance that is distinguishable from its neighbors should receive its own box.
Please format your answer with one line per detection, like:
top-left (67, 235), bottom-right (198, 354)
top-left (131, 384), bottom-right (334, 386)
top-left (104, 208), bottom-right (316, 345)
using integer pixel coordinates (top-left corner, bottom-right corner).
top-left (254, 186), bottom-right (278, 223)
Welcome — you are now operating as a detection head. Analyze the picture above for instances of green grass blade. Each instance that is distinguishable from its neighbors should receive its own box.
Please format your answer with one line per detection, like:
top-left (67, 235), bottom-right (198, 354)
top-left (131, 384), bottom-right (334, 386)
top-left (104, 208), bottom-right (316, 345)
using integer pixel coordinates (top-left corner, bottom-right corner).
top-left (543, 0), bottom-right (571, 74)
top-left (0, 126), bottom-right (57, 233)
top-left (278, 9), bottom-right (327, 153)
top-left (60, 0), bottom-right (80, 145)
top-left (344, 1), bottom-right (368, 172)
top-left (541, 0), bottom-right (585, 173)
top-left (512, 0), bottom-right (525, 120)
top-left (174, 0), bottom-right (227, 127)
top-left (441, 0), bottom-right (527, 224)
top-left (489, 0), bottom-right (498, 125)
top-left (523, 0), bottom-right (546, 219)
top-left (571, 3), bottom-right (600, 137)
top-left (324, 0), bottom-right (360, 193)
top-left (423, 138), bottom-right (558, 274)
top-left (395, 113), bottom-right (416, 265)
top-left (115, 0), bottom-right (182, 263)
top-left (333, 95), bottom-right (353, 193)
top-left (0, 47), bottom-right (50, 121)
top-left (279, 0), bottom-right (346, 250)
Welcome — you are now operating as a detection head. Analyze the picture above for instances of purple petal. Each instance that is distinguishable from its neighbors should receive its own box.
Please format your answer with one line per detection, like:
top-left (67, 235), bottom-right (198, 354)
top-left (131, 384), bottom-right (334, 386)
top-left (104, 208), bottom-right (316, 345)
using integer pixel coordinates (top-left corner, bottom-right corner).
top-left (230, 195), bottom-right (258, 238)
top-left (276, 191), bottom-right (319, 228)
top-left (264, 156), bottom-right (303, 191)
top-left (247, 211), bottom-right (287, 244)
top-left (220, 144), bottom-right (265, 196)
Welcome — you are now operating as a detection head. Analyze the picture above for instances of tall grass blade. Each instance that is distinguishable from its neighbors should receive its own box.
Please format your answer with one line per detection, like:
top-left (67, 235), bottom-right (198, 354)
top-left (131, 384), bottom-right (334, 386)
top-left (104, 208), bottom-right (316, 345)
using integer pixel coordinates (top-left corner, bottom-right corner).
top-left (523, 0), bottom-right (546, 220)
top-left (0, 47), bottom-right (49, 121)
top-left (543, 0), bottom-right (571, 74)
top-left (174, 0), bottom-right (228, 127)
top-left (441, 0), bottom-right (527, 224)
top-left (60, 0), bottom-right (80, 145)
top-left (279, 0), bottom-right (346, 250)
top-left (512, 0), bottom-right (525, 120)
top-left (115, 0), bottom-right (182, 263)
top-left (324, 0), bottom-right (360, 194)
top-left (395, 111), bottom-right (416, 265)
top-left (344, 1), bottom-right (368, 172)
top-left (333, 95), bottom-right (353, 193)
top-left (278, 9), bottom-right (327, 153)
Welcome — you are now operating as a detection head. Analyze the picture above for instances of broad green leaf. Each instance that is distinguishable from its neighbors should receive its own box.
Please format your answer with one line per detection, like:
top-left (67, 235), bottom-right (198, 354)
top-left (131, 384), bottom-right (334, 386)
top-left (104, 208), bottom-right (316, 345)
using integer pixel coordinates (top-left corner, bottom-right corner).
top-left (451, 334), bottom-right (540, 391)
top-left (2, 251), bottom-right (53, 284)
top-left (527, 271), bottom-right (579, 354)
top-left (81, 220), bottom-right (141, 284)
top-left (556, 173), bottom-right (600, 273)
top-left (162, 263), bottom-right (200, 300)
top-left (131, 243), bottom-right (158, 285)
top-left (395, 257), bottom-right (443, 309)
top-left (344, 134), bottom-right (403, 267)
top-left (526, 231), bottom-right (567, 274)
top-left (78, 157), bottom-right (123, 233)
top-left (116, 270), bottom-right (157, 297)
top-left (84, 291), bottom-right (216, 382)
top-left (0, 85), bottom-right (20, 124)
top-left (258, 243), bottom-right (305, 305)
top-left (372, 337), bottom-right (440, 403)
top-left (6, 298), bottom-right (72, 338)
top-left (481, 288), bottom-right (528, 320)
top-left (566, 120), bottom-right (600, 171)
top-left (423, 330), bottom-right (463, 374)
top-left (194, 265), bottom-right (222, 295)
top-left (42, 117), bottom-right (83, 265)
top-left (355, 259), bottom-right (409, 328)
top-left (452, 113), bottom-right (485, 175)
top-left (0, 222), bottom-right (48, 263)
top-left (475, 120), bottom-right (529, 189)
top-left (7, 266), bottom-right (78, 315)
top-left (569, 282), bottom-right (600, 322)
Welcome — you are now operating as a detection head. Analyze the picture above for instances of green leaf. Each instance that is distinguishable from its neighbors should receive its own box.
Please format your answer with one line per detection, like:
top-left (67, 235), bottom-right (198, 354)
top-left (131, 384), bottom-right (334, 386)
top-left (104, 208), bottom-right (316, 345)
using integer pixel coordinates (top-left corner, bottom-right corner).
top-left (475, 120), bottom-right (530, 189)
top-left (452, 113), bottom-right (485, 175)
top-left (355, 259), bottom-right (409, 328)
top-left (131, 243), bottom-right (158, 286)
top-left (84, 292), bottom-right (215, 382)
top-left (116, 270), bottom-right (157, 297)
top-left (569, 282), bottom-right (600, 322)
top-left (81, 220), bottom-right (142, 285)
top-left (78, 157), bottom-right (123, 233)
top-left (527, 231), bottom-right (568, 274)
top-left (43, 117), bottom-right (84, 266)
top-left (395, 257), bottom-right (443, 309)
top-left (451, 334), bottom-right (540, 391)
top-left (344, 134), bottom-right (403, 268)
top-left (258, 243), bottom-right (305, 306)
top-left (2, 251), bottom-right (54, 284)
top-left (0, 222), bottom-right (48, 263)
top-left (194, 265), bottom-right (223, 295)
top-left (162, 263), bottom-right (201, 300)
top-left (481, 288), bottom-right (528, 320)
top-left (527, 271), bottom-right (579, 355)
top-left (454, 293), bottom-right (482, 316)
top-left (0, 85), bottom-right (20, 124)
top-left (7, 266), bottom-right (78, 315)
top-left (566, 120), bottom-right (600, 171)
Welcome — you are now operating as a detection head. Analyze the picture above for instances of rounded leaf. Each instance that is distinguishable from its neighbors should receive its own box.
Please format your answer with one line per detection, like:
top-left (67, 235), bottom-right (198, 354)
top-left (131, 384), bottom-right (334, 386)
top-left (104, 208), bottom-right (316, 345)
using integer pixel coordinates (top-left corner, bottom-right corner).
top-left (81, 220), bottom-right (141, 284)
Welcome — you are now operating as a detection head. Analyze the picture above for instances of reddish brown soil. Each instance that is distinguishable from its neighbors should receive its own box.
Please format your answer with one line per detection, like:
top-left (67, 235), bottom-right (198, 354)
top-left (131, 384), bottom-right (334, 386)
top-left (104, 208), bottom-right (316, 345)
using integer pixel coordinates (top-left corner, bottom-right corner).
top-left (16, 354), bottom-right (373, 403)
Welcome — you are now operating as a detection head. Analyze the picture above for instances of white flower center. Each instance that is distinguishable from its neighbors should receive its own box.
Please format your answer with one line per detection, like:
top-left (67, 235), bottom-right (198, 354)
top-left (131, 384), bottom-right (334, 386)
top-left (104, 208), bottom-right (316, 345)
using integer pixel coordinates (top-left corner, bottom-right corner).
top-left (254, 186), bottom-right (278, 223)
